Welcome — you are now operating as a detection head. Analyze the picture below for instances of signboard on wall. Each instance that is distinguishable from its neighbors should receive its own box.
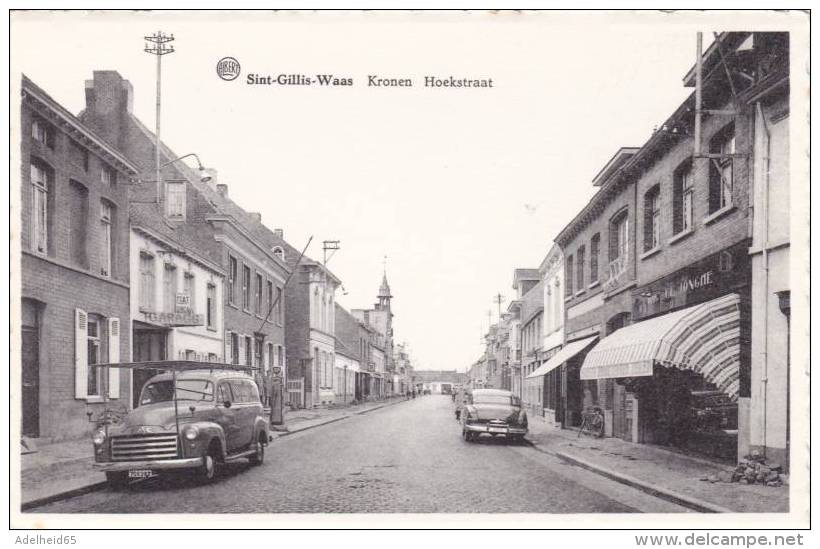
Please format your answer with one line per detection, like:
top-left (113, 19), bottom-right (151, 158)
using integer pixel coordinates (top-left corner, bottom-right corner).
top-left (141, 310), bottom-right (204, 327)
top-left (631, 241), bottom-right (750, 321)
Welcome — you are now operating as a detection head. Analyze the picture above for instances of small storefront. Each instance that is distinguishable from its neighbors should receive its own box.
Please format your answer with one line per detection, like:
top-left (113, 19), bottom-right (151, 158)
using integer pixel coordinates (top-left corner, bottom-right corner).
top-left (580, 243), bottom-right (750, 461)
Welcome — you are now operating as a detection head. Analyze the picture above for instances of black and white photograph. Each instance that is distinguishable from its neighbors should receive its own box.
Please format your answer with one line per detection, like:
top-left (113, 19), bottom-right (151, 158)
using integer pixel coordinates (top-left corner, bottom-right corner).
top-left (8, 8), bottom-right (811, 533)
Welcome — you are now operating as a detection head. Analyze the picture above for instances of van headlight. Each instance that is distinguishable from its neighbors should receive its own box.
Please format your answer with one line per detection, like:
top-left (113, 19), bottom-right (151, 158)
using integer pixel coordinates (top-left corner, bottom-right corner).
top-left (92, 429), bottom-right (106, 446)
top-left (183, 425), bottom-right (199, 440)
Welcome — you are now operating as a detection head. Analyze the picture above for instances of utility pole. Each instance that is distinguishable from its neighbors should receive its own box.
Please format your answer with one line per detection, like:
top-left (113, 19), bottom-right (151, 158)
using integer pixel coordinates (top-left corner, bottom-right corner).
top-left (493, 293), bottom-right (505, 322)
top-left (322, 240), bottom-right (340, 265)
top-left (144, 31), bottom-right (175, 204)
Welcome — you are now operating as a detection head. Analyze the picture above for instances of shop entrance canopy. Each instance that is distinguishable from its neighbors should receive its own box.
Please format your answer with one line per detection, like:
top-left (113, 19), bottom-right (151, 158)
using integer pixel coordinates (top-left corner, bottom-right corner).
top-left (525, 336), bottom-right (597, 379)
top-left (579, 294), bottom-right (741, 400)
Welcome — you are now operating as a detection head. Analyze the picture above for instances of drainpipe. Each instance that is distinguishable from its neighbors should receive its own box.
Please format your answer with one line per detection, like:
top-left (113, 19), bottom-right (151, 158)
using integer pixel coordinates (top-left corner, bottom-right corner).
top-left (755, 100), bottom-right (772, 456)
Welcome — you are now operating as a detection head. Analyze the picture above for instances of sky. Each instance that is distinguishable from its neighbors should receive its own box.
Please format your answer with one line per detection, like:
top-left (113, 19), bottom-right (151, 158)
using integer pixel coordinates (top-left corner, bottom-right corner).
top-left (12, 11), bottom-right (719, 372)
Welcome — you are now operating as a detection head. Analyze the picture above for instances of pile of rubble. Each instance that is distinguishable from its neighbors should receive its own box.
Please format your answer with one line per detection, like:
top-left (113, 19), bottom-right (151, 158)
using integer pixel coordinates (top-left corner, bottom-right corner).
top-left (701, 451), bottom-right (784, 487)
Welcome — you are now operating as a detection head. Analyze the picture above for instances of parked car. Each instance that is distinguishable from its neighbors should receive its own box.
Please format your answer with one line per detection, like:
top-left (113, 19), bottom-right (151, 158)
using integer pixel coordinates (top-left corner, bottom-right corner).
top-left (91, 363), bottom-right (270, 487)
top-left (460, 389), bottom-right (527, 443)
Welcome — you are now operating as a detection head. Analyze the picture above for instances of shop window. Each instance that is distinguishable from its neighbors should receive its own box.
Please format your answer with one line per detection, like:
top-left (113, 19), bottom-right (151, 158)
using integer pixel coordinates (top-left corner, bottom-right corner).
top-left (242, 265), bottom-right (251, 311)
top-left (709, 123), bottom-right (735, 213)
top-left (228, 256), bottom-right (238, 305)
top-left (672, 160), bottom-right (694, 234)
top-left (565, 255), bottom-right (574, 296)
top-left (69, 180), bottom-right (89, 268)
top-left (139, 251), bottom-right (156, 311)
top-left (31, 118), bottom-right (54, 149)
top-left (29, 160), bottom-right (53, 255)
top-left (100, 200), bottom-right (114, 277)
top-left (590, 233), bottom-right (600, 283)
top-left (166, 181), bottom-right (186, 219)
top-left (643, 185), bottom-right (661, 251)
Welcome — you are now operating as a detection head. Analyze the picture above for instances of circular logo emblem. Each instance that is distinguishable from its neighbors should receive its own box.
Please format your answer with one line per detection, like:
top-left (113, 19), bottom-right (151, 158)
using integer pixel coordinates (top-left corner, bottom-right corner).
top-left (216, 57), bottom-right (241, 81)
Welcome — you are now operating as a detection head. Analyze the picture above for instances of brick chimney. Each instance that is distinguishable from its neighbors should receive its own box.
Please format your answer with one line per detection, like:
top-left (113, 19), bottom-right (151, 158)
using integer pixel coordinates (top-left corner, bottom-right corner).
top-left (82, 71), bottom-right (133, 149)
top-left (273, 228), bottom-right (284, 239)
top-left (216, 184), bottom-right (228, 197)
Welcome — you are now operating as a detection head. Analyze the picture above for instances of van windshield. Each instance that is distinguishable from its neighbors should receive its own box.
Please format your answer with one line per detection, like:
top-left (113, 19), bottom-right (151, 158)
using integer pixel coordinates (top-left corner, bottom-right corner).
top-left (140, 379), bottom-right (214, 406)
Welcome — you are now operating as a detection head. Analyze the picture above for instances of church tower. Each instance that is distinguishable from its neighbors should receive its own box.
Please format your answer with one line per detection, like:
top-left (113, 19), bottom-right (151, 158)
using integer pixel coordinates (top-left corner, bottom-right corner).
top-left (377, 271), bottom-right (392, 313)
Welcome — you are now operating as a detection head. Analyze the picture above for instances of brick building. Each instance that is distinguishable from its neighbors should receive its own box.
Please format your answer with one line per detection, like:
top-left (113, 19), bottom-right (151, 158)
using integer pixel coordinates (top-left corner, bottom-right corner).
top-left (80, 71), bottom-right (290, 402)
top-left (334, 302), bottom-right (377, 402)
top-left (555, 147), bottom-right (639, 436)
top-left (20, 76), bottom-right (139, 441)
top-left (352, 273), bottom-right (394, 396)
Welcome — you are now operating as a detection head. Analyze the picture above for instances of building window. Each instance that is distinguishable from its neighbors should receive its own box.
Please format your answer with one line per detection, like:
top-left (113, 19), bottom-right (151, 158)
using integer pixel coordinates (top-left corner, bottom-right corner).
top-left (70, 141), bottom-right (89, 171)
top-left (228, 256), bottom-right (237, 305)
top-left (565, 255), bottom-right (574, 296)
top-left (139, 251), bottom-right (155, 310)
top-left (576, 245), bottom-right (585, 289)
top-left (709, 123), bottom-right (735, 213)
top-left (643, 185), bottom-right (661, 251)
top-left (87, 317), bottom-right (103, 397)
top-left (255, 273), bottom-right (263, 315)
top-left (31, 118), bottom-right (54, 148)
top-left (100, 164), bottom-right (116, 186)
top-left (245, 335), bottom-right (253, 366)
top-left (29, 161), bottom-right (52, 255)
top-left (276, 286), bottom-right (284, 324)
top-left (590, 233), bottom-right (600, 283)
top-left (69, 180), bottom-right (89, 268)
top-left (183, 271), bottom-right (195, 312)
top-left (231, 332), bottom-right (240, 365)
top-left (242, 265), bottom-right (251, 310)
top-left (166, 181), bottom-right (186, 219)
top-left (673, 161), bottom-right (694, 234)
top-left (100, 200), bottom-right (114, 277)
top-left (206, 283), bottom-right (216, 329)
top-left (272, 246), bottom-right (285, 261)
top-left (610, 210), bottom-right (629, 261)
top-left (266, 280), bottom-right (273, 319)
top-left (163, 262), bottom-right (177, 313)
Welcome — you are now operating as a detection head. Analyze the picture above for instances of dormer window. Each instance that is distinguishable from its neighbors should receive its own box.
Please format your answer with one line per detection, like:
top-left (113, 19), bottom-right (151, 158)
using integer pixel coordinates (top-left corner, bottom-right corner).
top-left (272, 246), bottom-right (285, 261)
top-left (166, 181), bottom-right (186, 219)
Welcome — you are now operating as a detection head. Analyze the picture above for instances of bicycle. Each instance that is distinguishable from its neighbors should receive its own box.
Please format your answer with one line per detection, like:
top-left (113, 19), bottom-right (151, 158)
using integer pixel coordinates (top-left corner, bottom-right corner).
top-left (578, 406), bottom-right (605, 438)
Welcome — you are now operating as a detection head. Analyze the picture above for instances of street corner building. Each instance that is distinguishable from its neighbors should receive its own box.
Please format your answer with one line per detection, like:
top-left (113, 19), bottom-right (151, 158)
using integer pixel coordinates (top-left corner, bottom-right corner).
top-left (20, 76), bottom-right (139, 441)
top-left (472, 32), bottom-right (791, 469)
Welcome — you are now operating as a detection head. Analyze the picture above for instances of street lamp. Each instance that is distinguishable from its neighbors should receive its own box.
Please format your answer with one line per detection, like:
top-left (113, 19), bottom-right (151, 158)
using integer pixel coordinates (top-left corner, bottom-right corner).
top-left (129, 153), bottom-right (213, 199)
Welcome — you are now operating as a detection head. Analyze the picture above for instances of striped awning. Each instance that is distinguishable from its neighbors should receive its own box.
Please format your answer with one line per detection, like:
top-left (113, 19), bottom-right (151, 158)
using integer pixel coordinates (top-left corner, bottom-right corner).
top-left (580, 294), bottom-right (741, 400)
top-left (526, 336), bottom-right (598, 379)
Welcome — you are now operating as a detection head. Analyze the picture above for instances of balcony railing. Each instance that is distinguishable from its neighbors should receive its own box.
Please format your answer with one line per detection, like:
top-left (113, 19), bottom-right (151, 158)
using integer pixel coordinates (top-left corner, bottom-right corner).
top-left (603, 254), bottom-right (628, 292)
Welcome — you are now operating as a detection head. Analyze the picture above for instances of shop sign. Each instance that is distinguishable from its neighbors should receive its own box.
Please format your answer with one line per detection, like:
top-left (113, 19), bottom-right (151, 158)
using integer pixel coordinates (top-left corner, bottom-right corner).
top-left (175, 293), bottom-right (191, 312)
top-left (632, 243), bottom-right (749, 321)
top-left (141, 310), bottom-right (204, 327)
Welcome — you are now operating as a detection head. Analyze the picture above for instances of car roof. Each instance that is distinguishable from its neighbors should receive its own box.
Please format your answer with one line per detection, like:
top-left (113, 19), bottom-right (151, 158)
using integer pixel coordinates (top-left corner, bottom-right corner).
top-left (145, 369), bottom-right (254, 383)
top-left (471, 389), bottom-right (513, 396)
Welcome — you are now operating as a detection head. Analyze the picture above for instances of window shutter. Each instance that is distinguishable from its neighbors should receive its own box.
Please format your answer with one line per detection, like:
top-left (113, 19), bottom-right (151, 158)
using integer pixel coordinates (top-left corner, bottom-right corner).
top-left (107, 317), bottom-right (121, 398)
top-left (225, 331), bottom-right (232, 364)
top-left (75, 309), bottom-right (88, 399)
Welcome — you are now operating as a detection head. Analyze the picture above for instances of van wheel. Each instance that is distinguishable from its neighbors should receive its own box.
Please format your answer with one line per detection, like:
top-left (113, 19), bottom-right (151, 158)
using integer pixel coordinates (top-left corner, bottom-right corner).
top-left (249, 434), bottom-right (265, 466)
top-left (198, 443), bottom-right (220, 483)
top-left (105, 471), bottom-right (129, 489)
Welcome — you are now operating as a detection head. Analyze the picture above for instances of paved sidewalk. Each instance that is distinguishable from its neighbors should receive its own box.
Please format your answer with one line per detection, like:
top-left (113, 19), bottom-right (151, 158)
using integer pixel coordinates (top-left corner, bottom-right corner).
top-left (525, 418), bottom-right (789, 513)
top-left (21, 396), bottom-right (407, 509)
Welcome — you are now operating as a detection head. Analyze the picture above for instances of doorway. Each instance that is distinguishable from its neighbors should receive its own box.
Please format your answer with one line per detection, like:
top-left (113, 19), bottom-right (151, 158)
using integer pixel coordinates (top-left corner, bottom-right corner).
top-left (132, 323), bottom-right (168, 408)
top-left (22, 300), bottom-right (41, 437)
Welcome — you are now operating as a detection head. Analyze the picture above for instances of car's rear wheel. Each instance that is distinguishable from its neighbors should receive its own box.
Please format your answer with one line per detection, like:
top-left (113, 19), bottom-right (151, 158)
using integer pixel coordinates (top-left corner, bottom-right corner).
top-left (248, 434), bottom-right (265, 466)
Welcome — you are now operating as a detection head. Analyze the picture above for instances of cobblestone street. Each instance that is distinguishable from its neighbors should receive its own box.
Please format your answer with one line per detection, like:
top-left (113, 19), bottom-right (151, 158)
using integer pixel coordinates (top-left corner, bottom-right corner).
top-left (31, 396), bottom-right (690, 514)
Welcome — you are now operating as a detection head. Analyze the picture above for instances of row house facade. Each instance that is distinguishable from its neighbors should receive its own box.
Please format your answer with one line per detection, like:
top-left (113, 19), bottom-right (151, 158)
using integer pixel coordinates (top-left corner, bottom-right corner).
top-left (20, 76), bottom-right (139, 441)
top-left (352, 273), bottom-right (394, 397)
top-left (80, 71), bottom-right (290, 405)
top-left (334, 303), bottom-right (376, 403)
top-left (551, 32), bottom-right (789, 465)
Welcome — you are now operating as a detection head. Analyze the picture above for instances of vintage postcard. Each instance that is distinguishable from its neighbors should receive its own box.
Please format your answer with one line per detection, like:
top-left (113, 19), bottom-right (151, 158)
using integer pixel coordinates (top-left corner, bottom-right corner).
top-left (8, 9), bottom-right (811, 531)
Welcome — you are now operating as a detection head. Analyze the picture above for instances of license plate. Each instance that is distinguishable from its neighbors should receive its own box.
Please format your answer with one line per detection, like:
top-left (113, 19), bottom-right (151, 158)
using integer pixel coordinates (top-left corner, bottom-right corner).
top-left (488, 427), bottom-right (506, 433)
top-left (128, 469), bottom-right (155, 479)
